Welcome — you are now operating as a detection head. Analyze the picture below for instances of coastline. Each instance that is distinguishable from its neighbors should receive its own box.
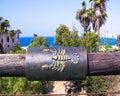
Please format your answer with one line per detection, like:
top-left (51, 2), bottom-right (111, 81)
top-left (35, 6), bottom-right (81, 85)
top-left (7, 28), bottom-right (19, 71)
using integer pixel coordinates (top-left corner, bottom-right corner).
top-left (21, 46), bottom-right (28, 50)
top-left (19, 37), bottom-right (117, 47)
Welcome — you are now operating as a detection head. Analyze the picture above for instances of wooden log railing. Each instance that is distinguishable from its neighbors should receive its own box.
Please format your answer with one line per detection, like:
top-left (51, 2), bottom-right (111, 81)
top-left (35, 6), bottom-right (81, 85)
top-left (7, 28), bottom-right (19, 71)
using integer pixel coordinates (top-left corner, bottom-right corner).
top-left (0, 54), bottom-right (26, 77)
top-left (88, 52), bottom-right (120, 75)
top-left (0, 52), bottom-right (120, 78)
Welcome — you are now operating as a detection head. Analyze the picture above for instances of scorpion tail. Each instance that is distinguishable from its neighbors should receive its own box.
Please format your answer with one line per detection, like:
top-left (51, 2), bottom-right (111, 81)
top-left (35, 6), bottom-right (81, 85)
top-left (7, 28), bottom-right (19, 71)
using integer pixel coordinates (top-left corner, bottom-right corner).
top-left (71, 53), bottom-right (80, 64)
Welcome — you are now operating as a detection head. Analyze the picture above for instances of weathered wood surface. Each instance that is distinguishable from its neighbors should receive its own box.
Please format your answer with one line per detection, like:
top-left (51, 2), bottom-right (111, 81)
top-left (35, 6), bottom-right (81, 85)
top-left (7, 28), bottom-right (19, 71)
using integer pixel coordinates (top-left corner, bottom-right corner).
top-left (0, 54), bottom-right (26, 77)
top-left (0, 52), bottom-right (120, 77)
top-left (88, 52), bottom-right (120, 75)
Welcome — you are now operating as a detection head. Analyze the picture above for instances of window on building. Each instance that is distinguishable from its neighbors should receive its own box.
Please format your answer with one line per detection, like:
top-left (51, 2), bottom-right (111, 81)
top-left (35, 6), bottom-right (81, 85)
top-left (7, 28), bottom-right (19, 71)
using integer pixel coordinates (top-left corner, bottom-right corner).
top-left (1, 39), bottom-right (3, 43)
top-left (7, 37), bottom-right (9, 42)
top-left (0, 43), bottom-right (3, 54)
top-left (12, 38), bottom-right (14, 43)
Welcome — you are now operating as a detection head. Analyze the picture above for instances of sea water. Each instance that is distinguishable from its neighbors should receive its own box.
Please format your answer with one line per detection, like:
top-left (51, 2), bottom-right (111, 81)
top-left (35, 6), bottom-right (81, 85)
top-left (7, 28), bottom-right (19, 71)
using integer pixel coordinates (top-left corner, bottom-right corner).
top-left (19, 37), bottom-right (117, 47)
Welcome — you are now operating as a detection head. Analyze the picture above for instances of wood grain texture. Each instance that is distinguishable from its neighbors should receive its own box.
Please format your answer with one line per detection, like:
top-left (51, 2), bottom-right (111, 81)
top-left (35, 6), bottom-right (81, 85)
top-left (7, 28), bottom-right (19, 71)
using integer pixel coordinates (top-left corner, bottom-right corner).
top-left (88, 52), bottom-right (120, 75)
top-left (0, 54), bottom-right (26, 77)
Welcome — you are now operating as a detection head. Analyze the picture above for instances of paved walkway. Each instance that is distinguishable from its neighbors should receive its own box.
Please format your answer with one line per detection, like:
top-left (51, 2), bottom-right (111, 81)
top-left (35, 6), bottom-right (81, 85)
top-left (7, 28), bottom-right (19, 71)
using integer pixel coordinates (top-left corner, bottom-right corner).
top-left (51, 81), bottom-right (66, 94)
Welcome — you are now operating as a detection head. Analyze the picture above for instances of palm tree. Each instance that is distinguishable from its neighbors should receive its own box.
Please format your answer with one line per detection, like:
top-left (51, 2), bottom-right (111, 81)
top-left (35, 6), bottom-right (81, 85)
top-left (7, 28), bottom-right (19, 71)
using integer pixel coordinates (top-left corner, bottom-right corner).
top-left (3, 20), bottom-right (10, 30)
top-left (89, 0), bottom-right (108, 35)
top-left (0, 17), bottom-right (4, 32)
top-left (0, 17), bottom-right (3, 21)
top-left (89, 0), bottom-right (108, 51)
top-left (34, 34), bottom-right (38, 38)
top-left (15, 29), bottom-right (21, 39)
top-left (76, 1), bottom-right (91, 32)
top-left (8, 30), bottom-right (15, 37)
top-left (92, 11), bottom-right (107, 35)
top-left (90, 0), bottom-right (108, 11)
top-left (1, 19), bottom-right (10, 33)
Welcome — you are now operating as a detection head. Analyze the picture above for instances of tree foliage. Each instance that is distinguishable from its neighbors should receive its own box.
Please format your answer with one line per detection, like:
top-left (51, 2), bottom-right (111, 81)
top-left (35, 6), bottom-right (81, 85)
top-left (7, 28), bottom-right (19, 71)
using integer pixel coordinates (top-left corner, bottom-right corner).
top-left (0, 17), bottom-right (21, 35)
top-left (76, 1), bottom-right (91, 32)
top-left (69, 27), bottom-right (79, 46)
top-left (54, 24), bottom-right (79, 47)
top-left (8, 43), bottom-right (26, 54)
top-left (0, 77), bottom-right (52, 94)
top-left (0, 19), bottom-right (10, 33)
top-left (15, 29), bottom-right (21, 39)
top-left (79, 31), bottom-right (98, 52)
top-left (83, 76), bottom-right (107, 93)
top-left (116, 34), bottom-right (120, 50)
top-left (73, 76), bottom-right (108, 95)
top-left (54, 24), bottom-right (70, 46)
top-left (76, 0), bottom-right (108, 35)
top-left (28, 36), bottom-right (46, 47)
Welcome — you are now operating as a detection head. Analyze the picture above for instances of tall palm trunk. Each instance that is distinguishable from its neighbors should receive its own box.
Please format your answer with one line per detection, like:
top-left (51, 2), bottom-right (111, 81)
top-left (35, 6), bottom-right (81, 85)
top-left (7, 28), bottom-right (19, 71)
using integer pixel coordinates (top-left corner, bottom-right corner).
top-left (95, 20), bottom-right (100, 51)
top-left (95, 18), bottom-right (100, 35)
top-left (94, 6), bottom-right (101, 52)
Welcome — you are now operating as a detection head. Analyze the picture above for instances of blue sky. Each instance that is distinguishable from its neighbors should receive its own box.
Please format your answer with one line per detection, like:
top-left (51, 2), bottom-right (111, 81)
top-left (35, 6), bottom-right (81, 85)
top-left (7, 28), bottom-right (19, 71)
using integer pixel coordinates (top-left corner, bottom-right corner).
top-left (0, 0), bottom-right (120, 38)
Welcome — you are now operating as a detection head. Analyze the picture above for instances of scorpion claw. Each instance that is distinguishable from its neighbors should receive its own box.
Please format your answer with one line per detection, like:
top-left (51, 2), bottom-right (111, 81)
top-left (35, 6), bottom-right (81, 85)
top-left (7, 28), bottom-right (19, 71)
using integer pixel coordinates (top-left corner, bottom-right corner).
top-left (43, 48), bottom-right (50, 52)
top-left (41, 64), bottom-right (49, 70)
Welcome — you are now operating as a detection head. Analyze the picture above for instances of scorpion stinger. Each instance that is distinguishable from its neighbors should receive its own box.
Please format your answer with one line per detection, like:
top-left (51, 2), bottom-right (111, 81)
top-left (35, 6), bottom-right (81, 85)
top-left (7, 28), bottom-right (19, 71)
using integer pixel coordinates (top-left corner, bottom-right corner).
top-left (72, 53), bottom-right (80, 64)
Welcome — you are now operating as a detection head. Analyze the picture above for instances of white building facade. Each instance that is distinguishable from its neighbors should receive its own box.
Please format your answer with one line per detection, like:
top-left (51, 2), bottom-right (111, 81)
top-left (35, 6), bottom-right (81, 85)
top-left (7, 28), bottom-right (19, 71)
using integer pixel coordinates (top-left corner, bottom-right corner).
top-left (0, 33), bottom-right (18, 53)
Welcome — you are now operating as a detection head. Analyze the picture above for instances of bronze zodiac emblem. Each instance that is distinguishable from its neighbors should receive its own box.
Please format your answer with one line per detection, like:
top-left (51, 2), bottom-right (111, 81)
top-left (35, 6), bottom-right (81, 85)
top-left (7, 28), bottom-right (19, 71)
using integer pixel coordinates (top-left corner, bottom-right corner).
top-left (41, 48), bottom-right (80, 72)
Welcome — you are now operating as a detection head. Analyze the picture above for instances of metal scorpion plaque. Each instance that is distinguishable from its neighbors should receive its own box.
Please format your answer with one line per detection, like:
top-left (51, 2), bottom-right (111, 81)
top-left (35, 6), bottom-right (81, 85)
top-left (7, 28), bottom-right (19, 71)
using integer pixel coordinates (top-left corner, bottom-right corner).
top-left (41, 48), bottom-right (80, 72)
top-left (26, 47), bottom-right (87, 81)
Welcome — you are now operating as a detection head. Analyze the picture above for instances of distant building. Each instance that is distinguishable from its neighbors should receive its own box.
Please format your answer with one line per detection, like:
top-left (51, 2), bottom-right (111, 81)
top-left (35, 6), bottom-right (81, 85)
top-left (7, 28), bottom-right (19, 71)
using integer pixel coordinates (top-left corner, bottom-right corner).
top-left (0, 33), bottom-right (18, 53)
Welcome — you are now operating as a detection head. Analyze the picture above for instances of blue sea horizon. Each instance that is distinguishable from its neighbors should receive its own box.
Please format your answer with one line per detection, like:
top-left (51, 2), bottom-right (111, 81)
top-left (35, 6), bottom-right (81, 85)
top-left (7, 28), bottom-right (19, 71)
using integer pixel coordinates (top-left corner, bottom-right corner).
top-left (19, 37), bottom-right (117, 47)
